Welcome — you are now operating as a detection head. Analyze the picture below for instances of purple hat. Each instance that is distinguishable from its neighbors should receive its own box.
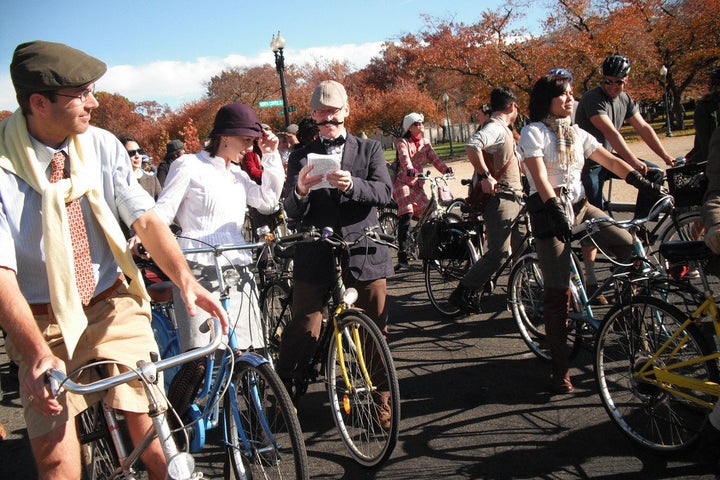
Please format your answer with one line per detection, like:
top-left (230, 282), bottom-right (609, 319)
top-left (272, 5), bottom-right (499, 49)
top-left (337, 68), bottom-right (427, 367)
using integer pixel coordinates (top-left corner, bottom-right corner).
top-left (210, 103), bottom-right (262, 137)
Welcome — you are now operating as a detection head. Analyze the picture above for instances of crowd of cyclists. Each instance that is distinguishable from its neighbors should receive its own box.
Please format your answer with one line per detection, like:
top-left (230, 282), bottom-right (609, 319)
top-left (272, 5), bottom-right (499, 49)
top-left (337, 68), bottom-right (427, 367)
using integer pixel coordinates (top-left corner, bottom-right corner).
top-left (1, 36), bottom-right (720, 478)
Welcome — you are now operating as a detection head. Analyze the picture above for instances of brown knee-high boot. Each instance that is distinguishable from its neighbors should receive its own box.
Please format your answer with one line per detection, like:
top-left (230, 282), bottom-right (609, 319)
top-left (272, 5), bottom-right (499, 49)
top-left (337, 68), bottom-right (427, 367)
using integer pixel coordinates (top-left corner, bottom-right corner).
top-left (543, 287), bottom-right (574, 393)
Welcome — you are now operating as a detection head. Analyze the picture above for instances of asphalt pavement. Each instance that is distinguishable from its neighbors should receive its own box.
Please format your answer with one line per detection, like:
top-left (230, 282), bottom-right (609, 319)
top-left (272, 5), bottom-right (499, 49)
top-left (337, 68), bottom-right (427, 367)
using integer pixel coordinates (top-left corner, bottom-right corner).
top-left (3, 134), bottom-right (717, 479)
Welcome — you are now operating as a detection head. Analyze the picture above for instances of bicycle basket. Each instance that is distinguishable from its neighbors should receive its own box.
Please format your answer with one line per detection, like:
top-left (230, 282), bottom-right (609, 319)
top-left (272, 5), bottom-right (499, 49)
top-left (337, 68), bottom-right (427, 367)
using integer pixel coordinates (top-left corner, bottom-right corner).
top-left (418, 219), bottom-right (476, 260)
top-left (666, 161), bottom-right (707, 208)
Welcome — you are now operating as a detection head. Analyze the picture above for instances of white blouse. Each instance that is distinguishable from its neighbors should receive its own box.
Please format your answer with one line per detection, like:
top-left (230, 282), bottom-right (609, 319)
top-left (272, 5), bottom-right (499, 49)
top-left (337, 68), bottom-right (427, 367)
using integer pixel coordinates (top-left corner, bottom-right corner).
top-left (518, 122), bottom-right (601, 204)
top-left (154, 149), bottom-right (284, 266)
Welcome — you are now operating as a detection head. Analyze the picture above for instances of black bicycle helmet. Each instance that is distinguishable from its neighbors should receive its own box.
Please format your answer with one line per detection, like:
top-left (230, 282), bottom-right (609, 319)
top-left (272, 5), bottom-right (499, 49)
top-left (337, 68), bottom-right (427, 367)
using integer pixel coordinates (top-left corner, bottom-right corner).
top-left (710, 67), bottom-right (720, 86)
top-left (601, 54), bottom-right (631, 78)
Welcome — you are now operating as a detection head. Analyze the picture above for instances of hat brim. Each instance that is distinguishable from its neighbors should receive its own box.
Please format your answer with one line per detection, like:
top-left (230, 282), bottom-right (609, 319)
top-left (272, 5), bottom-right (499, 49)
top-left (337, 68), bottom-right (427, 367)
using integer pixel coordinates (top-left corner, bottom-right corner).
top-left (210, 126), bottom-right (262, 138)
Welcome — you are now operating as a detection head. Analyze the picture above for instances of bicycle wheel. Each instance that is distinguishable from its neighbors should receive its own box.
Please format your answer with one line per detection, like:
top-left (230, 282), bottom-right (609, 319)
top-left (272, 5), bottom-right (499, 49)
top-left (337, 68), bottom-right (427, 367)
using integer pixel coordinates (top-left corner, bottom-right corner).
top-left (657, 211), bottom-right (703, 245)
top-left (77, 402), bottom-right (121, 480)
top-left (378, 211), bottom-right (399, 239)
top-left (424, 253), bottom-right (472, 317)
top-left (224, 357), bottom-right (309, 479)
top-left (260, 280), bottom-right (293, 365)
top-left (595, 296), bottom-right (720, 453)
top-left (656, 211), bottom-right (719, 291)
top-left (446, 199), bottom-right (468, 220)
top-left (508, 253), bottom-right (582, 362)
top-left (326, 311), bottom-right (400, 467)
top-left (423, 220), bottom-right (477, 317)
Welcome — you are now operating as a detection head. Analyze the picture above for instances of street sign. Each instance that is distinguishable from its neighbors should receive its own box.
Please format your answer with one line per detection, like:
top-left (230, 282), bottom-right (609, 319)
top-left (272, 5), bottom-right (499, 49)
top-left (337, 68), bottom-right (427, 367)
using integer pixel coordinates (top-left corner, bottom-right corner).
top-left (278, 105), bottom-right (297, 116)
top-left (258, 99), bottom-right (284, 108)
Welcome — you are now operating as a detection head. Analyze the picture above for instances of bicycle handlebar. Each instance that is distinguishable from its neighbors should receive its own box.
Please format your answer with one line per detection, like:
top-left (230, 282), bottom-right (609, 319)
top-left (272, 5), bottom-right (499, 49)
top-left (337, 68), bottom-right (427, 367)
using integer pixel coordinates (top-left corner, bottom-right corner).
top-left (276, 226), bottom-right (397, 251)
top-left (180, 240), bottom-right (265, 256)
top-left (47, 317), bottom-right (224, 397)
top-left (415, 171), bottom-right (454, 182)
top-left (571, 195), bottom-right (674, 237)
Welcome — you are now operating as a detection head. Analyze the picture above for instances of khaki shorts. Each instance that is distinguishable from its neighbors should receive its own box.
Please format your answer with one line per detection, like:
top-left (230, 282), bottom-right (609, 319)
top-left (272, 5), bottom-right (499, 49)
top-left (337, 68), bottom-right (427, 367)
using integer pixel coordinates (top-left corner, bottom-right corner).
top-left (7, 283), bottom-right (160, 439)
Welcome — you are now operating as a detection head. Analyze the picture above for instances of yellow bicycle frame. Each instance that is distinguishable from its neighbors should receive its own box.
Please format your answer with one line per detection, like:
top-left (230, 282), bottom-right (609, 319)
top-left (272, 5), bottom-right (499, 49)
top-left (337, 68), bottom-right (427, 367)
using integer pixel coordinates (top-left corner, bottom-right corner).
top-left (333, 303), bottom-right (375, 394)
top-left (635, 295), bottom-right (720, 409)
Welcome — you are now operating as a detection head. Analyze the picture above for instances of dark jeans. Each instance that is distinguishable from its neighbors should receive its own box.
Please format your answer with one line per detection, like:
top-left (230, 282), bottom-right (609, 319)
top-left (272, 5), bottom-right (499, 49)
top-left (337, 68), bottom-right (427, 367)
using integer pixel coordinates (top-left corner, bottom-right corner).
top-left (582, 157), bottom-right (663, 219)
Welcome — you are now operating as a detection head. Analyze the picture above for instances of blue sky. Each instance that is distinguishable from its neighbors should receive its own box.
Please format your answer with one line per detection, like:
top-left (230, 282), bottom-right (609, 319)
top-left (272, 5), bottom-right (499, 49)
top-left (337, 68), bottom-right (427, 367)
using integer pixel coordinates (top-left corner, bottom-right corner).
top-left (0, 0), bottom-right (546, 112)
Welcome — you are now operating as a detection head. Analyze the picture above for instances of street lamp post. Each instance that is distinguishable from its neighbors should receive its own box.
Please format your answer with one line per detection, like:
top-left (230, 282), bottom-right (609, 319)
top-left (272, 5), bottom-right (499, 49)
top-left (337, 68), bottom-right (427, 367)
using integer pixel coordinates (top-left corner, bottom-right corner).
top-left (442, 92), bottom-right (454, 157)
top-left (659, 65), bottom-right (673, 137)
top-left (270, 31), bottom-right (290, 129)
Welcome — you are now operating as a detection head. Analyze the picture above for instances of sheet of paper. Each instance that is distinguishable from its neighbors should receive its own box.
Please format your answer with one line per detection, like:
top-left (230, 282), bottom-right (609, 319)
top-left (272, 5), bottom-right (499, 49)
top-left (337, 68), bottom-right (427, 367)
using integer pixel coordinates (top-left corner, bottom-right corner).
top-left (307, 153), bottom-right (341, 190)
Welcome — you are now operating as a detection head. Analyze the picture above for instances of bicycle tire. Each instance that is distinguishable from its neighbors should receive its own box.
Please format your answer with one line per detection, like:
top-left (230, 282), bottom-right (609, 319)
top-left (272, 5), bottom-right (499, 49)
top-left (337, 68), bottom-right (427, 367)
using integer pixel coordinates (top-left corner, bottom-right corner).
top-left (77, 402), bottom-right (121, 480)
top-left (595, 295), bottom-right (720, 453)
top-left (423, 249), bottom-right (473, 317)
top-left (224, 358), bottom-right (309, 480)
top-left (259, 280), bottom-right (293, 366)
top-left (326, 311), bottom-right (400, 467)
top-left (423, 214), bottom-right (477, 317)
top-left (657, 211), bottom-right (703, 245)
top-left (446, 199), bottom-right (468, 220)
top-left (655, 211), bottom-right (718, 292)
top-left (378, 211), bottom-right (399, 240)
top-left (508, 253), bottom-right (582, 362)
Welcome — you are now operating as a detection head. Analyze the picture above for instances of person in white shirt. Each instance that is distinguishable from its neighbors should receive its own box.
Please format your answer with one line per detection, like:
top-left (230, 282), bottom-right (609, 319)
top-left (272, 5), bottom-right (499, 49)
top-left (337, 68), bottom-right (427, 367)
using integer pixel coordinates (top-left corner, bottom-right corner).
top-left (519, 73), bottom-right (663, 394)
top-left (144, 103), bottom-right (284, 416)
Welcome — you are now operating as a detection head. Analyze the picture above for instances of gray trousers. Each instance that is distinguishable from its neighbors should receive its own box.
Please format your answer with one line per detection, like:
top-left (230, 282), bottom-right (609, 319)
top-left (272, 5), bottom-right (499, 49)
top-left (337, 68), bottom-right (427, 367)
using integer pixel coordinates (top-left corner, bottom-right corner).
top-left (461, 193), bottom-right (525, 290)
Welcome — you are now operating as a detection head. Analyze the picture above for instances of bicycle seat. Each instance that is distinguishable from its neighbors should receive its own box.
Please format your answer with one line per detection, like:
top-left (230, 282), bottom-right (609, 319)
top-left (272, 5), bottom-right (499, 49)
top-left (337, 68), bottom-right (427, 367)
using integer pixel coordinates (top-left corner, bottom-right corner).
top-left (659, 241), bottom-right (715, 263)
top-left (147, 281), bottom-right (174, 303)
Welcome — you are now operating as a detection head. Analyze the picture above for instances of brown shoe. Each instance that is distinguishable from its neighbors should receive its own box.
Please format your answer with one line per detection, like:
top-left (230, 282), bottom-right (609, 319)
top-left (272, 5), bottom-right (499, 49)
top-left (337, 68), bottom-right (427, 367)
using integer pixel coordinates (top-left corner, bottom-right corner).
top-left (376, 402), bottom-right (392, 430)
top-left (587, 284), bottom-right (608, 305)
top-left (551, 372), bottom-right (575, 394)
top-left (373, 391), bottom-right (392, 430)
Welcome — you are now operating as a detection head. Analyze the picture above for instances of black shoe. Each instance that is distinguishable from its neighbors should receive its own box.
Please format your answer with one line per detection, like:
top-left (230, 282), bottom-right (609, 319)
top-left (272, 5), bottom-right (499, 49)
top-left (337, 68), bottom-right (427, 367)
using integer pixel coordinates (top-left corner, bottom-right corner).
top-left (394, 252), bottom-right (410, 272)
top-left (448, 284), bottom-right (481, 314)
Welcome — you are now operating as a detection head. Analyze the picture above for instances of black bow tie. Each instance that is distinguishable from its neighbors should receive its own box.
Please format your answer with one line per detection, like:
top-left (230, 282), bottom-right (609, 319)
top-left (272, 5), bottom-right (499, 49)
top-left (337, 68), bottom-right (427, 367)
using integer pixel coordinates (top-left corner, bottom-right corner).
top-left (322, 136), bottom-right (346, 148)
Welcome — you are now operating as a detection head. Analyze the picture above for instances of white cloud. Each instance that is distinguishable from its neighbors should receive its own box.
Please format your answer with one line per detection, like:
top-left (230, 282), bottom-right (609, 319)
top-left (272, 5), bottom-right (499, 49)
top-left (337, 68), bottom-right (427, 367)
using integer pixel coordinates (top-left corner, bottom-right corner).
top-left (0, 41), bottom-right (384, 112)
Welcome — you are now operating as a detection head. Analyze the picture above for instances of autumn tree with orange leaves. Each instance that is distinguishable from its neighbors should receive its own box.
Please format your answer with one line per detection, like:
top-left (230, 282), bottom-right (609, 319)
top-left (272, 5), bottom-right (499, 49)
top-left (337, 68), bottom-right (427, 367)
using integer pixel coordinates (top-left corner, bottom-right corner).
top-left (89, 0), bottom-right (719, 149)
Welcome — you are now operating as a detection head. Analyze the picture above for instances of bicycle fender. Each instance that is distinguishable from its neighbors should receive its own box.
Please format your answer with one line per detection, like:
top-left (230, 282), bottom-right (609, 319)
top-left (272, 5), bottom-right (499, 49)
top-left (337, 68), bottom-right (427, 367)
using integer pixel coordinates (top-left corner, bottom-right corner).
top-left (234, 351), bottom-right (270, 369)
top-left (188, 404), bottom-right (205, 453)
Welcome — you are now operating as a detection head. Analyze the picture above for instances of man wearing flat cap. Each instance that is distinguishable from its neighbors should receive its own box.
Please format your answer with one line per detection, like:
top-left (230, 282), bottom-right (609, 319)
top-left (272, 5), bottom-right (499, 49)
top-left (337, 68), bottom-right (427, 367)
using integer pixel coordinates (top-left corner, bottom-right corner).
top-left (157, 138), bottom-right (185, 186)
top-left (278, 80), bottom-right (395, 428)
top-left (0, 40), bottom-right (226, 479)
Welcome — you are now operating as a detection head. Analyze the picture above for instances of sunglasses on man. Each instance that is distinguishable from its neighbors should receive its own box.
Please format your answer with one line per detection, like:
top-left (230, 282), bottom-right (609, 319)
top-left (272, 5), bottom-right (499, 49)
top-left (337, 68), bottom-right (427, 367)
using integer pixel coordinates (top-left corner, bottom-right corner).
top-left (603, 78), bottom-right (626, 86)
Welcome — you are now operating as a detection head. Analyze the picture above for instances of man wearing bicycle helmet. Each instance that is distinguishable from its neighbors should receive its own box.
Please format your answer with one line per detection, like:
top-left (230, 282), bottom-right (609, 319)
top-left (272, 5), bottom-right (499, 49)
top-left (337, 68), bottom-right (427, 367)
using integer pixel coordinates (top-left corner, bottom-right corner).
top-left (576, 54), bottom-right (675, 218)
top-left (691, 67), bottom-right (720, 164)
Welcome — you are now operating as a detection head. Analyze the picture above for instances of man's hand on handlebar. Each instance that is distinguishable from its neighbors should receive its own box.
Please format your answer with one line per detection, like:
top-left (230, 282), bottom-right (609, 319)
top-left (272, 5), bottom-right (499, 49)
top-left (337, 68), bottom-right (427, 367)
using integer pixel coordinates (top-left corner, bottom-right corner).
top-left (24, 353), bottom-right (64, 416)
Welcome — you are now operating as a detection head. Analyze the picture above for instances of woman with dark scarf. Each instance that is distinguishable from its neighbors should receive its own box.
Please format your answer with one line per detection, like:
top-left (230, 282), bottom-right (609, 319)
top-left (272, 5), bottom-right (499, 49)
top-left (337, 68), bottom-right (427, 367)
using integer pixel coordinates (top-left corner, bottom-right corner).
top-left (518, 74), bottom-right (664, 393)
top-left (392, 112), bottom-right (453, 270)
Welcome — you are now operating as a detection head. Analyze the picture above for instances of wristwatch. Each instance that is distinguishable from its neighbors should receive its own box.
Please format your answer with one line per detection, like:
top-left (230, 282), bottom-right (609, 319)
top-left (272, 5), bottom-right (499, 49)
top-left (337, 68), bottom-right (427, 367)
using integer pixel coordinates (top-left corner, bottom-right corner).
top-left (478, 171), bottom-right (491, 180)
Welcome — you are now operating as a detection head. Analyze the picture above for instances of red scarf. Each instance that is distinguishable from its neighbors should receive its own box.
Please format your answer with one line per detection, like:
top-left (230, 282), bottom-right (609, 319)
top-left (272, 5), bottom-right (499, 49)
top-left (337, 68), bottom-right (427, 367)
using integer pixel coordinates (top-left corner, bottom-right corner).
top-left (410, 133), bottom-right (423, 151)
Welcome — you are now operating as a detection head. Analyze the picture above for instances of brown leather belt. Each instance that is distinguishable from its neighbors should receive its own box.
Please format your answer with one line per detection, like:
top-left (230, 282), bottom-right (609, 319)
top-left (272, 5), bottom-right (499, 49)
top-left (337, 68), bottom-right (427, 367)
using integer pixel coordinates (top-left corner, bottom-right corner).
top-left (29, 276), bottom-right (125, 316)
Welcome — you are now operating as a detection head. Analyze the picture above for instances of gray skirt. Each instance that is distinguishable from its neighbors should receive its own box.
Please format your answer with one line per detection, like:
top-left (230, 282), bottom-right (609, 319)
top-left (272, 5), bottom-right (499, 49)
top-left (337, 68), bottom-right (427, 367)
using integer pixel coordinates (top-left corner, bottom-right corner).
top-left (172, 262), bottom-right (263, 351)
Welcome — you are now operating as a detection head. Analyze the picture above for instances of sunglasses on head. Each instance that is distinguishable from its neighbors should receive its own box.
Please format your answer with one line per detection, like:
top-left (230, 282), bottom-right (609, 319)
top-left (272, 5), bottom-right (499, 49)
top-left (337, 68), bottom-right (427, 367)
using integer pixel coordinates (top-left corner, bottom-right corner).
top-left (603, 79), bottom-right (626, 86)
top-left (127, 149), bottom-right (144, 157)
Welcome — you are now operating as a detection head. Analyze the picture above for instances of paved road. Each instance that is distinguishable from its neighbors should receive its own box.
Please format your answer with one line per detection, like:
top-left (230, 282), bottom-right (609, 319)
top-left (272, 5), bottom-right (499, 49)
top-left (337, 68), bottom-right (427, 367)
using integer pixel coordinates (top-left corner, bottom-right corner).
top-left (3, 134), bottom-right (716, 479)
